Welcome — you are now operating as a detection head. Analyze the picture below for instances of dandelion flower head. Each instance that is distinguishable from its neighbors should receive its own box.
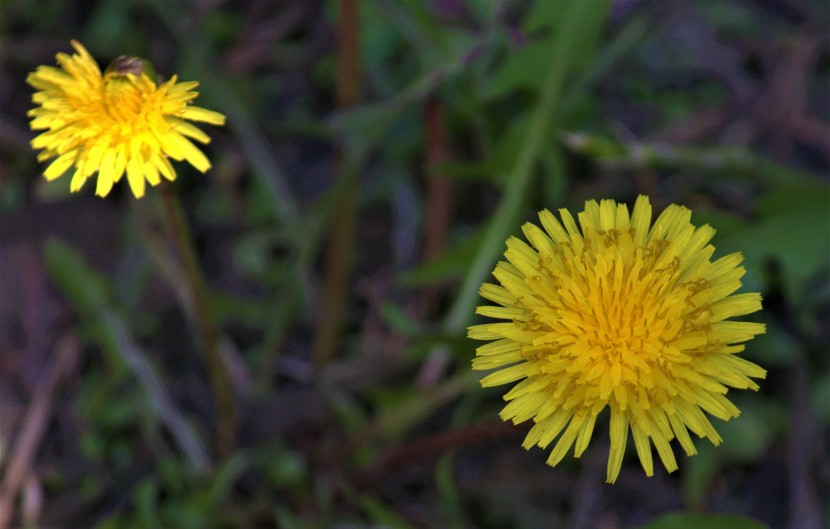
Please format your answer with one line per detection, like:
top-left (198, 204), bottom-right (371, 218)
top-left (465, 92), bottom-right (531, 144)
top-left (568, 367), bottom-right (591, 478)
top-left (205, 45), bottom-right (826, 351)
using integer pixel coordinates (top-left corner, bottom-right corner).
top-left (27, 40), bottom-right (226, 198)
top-left (469, 195), bottom-right (766, 483)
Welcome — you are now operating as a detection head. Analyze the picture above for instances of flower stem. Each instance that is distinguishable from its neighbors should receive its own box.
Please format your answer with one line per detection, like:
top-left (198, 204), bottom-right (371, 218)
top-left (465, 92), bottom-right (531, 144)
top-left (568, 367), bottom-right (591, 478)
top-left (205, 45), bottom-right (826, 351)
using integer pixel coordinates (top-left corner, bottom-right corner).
top-left (312, 0), bottom-right (363, 365)
top-left (160, 183), bottom-right (236, 458)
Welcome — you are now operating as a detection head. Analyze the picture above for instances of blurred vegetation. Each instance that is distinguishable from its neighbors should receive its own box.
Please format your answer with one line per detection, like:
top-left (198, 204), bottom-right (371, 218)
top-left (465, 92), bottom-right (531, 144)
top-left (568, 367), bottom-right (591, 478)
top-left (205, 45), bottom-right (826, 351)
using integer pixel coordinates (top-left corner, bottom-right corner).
top-left (0, 1), bottom-right (828, 528)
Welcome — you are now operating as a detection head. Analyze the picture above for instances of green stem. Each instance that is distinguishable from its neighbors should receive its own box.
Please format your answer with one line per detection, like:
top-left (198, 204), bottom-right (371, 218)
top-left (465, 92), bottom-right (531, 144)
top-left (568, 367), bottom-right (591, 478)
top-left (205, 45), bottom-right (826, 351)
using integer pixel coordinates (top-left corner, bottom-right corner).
top-left (443, 1), bottom-right (601, 334)
top-left (160, 183), bottom-right (236, 458)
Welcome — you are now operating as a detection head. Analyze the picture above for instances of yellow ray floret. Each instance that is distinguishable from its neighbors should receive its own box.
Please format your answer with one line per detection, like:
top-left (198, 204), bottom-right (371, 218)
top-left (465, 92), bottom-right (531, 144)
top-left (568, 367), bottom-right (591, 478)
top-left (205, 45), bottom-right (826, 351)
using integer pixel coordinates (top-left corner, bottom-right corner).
top-left (469, 195), bottom-right (766, 483)
top-left (27, 40), bottom-right (226, 198)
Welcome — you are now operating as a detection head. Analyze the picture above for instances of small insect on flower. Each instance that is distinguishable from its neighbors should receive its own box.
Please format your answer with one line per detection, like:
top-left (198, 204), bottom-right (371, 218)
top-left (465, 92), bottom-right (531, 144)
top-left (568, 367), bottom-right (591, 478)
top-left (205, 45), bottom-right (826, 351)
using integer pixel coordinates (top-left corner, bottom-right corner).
top-left (27, 40), bottom-right (226, 199)
top-left (108, 55), bottom-right (145, 77)
top-left (469, 195), bottom-right (766, 483)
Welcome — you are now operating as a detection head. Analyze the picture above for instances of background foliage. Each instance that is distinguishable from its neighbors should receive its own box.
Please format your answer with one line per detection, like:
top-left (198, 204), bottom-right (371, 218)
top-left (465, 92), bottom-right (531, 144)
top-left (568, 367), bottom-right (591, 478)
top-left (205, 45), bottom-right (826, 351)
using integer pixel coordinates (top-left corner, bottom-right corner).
top-left (1, 1), bottom-right (828, 528)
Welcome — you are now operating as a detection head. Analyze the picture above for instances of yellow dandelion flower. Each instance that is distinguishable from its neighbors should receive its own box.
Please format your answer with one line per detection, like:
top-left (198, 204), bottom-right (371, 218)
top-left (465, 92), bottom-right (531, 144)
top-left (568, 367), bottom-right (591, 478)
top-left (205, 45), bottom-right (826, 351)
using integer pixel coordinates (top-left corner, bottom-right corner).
top-left (469, 195), bottom-right (766, 483)
top-left (27, 40), bottom-right (226, 199)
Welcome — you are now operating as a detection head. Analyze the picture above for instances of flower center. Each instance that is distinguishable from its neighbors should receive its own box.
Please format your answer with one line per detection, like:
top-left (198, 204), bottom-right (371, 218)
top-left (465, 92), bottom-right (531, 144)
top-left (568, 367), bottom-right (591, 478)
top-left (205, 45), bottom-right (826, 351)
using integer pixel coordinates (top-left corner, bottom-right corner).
top-left (99, 74), bottom-right (154, 125)
top-left (528, 227), bottom-right (715, 411)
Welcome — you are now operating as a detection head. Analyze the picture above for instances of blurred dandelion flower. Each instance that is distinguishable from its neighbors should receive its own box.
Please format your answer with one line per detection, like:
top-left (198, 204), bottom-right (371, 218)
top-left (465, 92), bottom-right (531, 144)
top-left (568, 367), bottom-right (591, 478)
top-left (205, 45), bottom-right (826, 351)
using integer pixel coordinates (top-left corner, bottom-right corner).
top-left (469, 195), bottom-right (766, 483)
top-left (27, 40), bottom-right (225, 198)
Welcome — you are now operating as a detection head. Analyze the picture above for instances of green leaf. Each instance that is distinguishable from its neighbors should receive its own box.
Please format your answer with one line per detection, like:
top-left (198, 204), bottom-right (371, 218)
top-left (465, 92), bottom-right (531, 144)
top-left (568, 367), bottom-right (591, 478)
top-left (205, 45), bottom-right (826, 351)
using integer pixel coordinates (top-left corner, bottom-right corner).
top-left (435, 454), bottom-right (466, 528)
top-left (540, 146), bottom-right (567, 206)
top-left (716, 401), bottom-right (778, 462)
top-left (273, 506), bottom-right (305, 529)
top-left (682, 400), bottom-right (782, 508)
top-left (134, 477), bottom-right (160, 528)
top-left (43, 238), bottom-right (110, 317)
top-left (258, 447), bottom-right (307, 487)
top-left (379, 301), bottom-right (423, 338)
top-left (691, 209), bottom-right (749, 241)
top-left (682, 441), bottom-right (720, 509)
top-left (358, 495), bottom-right (418, 529)
top-left (486, 111), bottom-right (535, 183)
top-left (561, 15), bottom-right (650, 114)
top-left (490, 0), bottom-right (612, 101)
top-left (485, 35), bottom-right (557, 99)
top-left (206, 453), bottom-right (249, 505)
top-left (524, 0), bottom-right (612, 71)
top-left (720, 191), bottom-right (830, 301)
top-left (639, 512), bottom-right (768, 529)
top-left (372, 372), bottom-right (478, 441)
top-left (400, 226), bottom-right (486, 286)
top-left (755, 182), bottom-right (830, 216)
top-left (749, 317), bottom-right (801, 366)
top-left (82, 2), bottom-right (134, 52)
top-left (812, 373), bottom-right (830, 427)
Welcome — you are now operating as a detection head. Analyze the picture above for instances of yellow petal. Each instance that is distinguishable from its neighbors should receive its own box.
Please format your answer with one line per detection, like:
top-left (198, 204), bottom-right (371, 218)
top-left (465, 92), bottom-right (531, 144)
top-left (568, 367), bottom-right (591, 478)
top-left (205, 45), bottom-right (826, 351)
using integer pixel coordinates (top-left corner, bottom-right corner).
top-left (125, 156), bottom-right (145, 198)
top-left (69, 167), bottom-right (88, 192)
top-left (95, 171), bottom-right (115, 197)
top-left (173, 135), bottom-right (211, 173)
top-left (169, 119), bottom-right (211, 144)
top-left (606, 409), bottom-right (629, 483)
top-left (43, 150), bottom-right (78, 180)
top-left (181, 106), bottom-right (226, 125)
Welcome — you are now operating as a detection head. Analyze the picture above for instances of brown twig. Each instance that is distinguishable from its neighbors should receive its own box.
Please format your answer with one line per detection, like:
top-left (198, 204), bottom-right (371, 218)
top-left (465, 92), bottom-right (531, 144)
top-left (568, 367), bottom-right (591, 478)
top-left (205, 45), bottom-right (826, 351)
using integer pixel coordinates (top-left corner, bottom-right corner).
top-left (413, 98), bottom-right (454, 386)
top-left (422, 98), bottom-right (452, 265)
top-left (351, 419), bottom-right (521, 492)
top-left (0, 335), bottom-right (80, 529)
top-left (419, 98), bottom-right (453, 315)
top-left (312, 0), bottom-right (362, 365)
